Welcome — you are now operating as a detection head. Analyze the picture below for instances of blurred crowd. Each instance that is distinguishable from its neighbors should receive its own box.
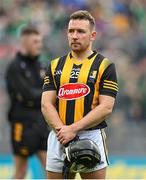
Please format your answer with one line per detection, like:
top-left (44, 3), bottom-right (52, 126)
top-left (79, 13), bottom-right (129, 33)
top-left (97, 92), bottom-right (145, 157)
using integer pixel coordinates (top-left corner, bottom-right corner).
top-left (0, 0), bottom-right (146, 125)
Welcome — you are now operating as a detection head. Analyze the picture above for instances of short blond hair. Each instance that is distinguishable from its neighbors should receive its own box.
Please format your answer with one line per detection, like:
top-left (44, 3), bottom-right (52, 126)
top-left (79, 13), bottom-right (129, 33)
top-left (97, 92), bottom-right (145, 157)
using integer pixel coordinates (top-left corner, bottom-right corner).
top-left (69, 10), bottom-right (95, 30)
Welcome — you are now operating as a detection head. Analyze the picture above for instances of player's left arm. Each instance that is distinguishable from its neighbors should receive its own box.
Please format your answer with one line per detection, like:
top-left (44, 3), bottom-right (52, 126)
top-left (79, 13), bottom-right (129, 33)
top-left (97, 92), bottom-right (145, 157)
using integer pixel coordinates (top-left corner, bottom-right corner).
top-left (71, 63), bottom-right (118, 131)
top-left (71, 95), bottom-right (115, 132)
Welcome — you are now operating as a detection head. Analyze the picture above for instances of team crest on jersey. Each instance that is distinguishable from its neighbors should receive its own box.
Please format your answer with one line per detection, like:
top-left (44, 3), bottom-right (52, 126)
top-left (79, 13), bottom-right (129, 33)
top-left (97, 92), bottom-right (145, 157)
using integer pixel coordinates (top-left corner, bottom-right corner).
top-left (89, 71), bottom-right (97, 79)
top-left (89, 71), bottom-right (97, 83)
top-left (58, 83), bottom-right (90, 100)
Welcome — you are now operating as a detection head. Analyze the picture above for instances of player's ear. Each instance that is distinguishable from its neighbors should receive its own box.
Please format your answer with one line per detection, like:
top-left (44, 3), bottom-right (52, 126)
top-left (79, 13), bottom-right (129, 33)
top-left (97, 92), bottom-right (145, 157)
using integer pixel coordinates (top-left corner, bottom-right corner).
top-left (91, 31), bottom-right (97, 41)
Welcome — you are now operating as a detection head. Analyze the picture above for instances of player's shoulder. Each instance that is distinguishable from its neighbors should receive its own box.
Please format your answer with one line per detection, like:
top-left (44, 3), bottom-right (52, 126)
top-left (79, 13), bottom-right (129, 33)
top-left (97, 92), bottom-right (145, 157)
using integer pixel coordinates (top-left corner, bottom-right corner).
top-left (96, 53), bottom-right (114, 66)
top-left (50, 54), bottom-right (68, 65)
top-left (51, 56), bottom-right (60, 65)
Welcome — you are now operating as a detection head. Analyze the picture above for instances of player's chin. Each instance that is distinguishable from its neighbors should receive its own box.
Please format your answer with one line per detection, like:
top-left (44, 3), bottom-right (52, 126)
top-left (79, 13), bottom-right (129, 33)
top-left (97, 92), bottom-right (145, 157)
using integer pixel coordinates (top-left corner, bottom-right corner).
top-left (71, 46), bottom-right (82, 52)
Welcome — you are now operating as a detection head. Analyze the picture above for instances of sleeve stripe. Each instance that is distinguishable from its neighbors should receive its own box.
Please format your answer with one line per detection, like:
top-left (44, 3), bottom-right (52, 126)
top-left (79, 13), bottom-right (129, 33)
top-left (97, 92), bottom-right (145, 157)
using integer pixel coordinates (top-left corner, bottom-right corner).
top-left (43, 82), bottom-right (50, 85)
top-left (44, 76), bottom-right (49, 79)
top-left (103, 85), bottom-right (118, 92)
top-left (44, 77), bottom-right (49, 80)
top-left (104, 80), bottom-right (118, 86)
top-left (103, 82), bottom-right (119, 89)
top-left (44, 79), bottom-right (50, 83)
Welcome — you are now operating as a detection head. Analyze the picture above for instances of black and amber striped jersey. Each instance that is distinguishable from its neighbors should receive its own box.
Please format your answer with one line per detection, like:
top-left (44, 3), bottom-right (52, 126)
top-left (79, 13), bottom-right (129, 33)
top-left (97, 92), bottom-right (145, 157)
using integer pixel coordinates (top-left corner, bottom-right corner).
top-left (43, 51), bottom-right (118, 129)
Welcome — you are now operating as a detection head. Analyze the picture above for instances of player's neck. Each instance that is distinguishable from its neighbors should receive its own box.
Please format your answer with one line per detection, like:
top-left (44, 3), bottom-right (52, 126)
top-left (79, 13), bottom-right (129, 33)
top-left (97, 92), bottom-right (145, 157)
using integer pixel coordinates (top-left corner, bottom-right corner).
top-left (71, 49), bottom-right (93, 61)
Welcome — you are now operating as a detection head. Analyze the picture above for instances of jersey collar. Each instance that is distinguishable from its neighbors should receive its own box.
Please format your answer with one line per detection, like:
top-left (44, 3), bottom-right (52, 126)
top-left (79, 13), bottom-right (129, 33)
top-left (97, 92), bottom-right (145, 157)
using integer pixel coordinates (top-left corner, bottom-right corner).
top-left (69, 51), bottom-right (97, 60)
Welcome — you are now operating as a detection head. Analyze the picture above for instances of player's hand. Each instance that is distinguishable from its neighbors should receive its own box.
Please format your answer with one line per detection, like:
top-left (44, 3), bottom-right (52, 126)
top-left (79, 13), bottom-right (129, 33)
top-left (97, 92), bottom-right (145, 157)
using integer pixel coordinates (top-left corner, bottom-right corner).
top-left (55, 126), bottom-right (63, 133)
top-left (56, 125), bottom-right (77, 145)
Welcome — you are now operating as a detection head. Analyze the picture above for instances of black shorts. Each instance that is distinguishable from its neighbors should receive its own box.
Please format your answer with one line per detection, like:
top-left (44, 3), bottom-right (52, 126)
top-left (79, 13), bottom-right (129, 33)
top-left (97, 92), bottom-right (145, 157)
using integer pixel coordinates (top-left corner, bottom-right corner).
top-left (11, 119), bottom-right (50, 157)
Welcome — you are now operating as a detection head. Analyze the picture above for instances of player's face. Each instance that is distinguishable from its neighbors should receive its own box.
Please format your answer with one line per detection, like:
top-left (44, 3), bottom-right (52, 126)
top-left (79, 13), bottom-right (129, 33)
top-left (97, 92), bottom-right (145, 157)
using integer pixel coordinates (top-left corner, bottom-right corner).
top-left (22, 34), bottom-right (43, 56)
top-left (68, 19), bottom-right (96, 53)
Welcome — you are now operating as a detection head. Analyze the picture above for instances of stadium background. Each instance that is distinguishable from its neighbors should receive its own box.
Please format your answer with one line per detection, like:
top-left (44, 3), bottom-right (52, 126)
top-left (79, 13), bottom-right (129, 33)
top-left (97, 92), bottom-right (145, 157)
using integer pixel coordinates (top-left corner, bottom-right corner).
top-left (0, 0), bottom-right (146, 178)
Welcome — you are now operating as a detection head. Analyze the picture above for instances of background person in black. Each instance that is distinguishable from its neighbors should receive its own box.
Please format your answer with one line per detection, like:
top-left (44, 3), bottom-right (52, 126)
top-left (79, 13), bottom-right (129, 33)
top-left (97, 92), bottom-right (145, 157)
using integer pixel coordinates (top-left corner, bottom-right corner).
top-left (5, 26), bottom-right (50, 178)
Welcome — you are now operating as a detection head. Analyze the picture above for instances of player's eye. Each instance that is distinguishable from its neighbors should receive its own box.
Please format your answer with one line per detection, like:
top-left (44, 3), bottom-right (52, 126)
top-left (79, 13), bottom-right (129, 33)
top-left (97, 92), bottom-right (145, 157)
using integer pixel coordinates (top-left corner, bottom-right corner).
top-left (68, 29), bottom-right (74, 33)
top-left (77, 29), bottom-right (86, 33)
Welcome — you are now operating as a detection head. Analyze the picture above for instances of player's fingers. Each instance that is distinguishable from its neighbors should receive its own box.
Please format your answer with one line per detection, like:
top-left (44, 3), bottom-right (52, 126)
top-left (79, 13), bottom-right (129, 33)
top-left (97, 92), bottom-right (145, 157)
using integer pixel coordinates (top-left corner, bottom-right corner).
top-left (59, 137), bottom-right (65, 144)
top-left (61, 139), bottom-right (67, 145)
top-left (57, 135), bottom-right (62, 141)
top-left (56, 132), bottom-right (60, 137)
top-left (57, 135), bottom-right (69, 145)
top-left (55, 127), bottom-right (61, 133)
top-left (57, 134), bottom-right (65, 142)
top-left (56, 129), bottom-right (62, 137)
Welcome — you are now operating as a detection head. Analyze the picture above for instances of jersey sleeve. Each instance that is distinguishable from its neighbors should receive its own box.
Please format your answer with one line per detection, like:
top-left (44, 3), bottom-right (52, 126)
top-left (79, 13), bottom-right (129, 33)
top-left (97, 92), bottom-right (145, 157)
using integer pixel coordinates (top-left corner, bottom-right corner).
top-left (99, 63), bottom-right (118, 98)
top-left (42, 63), bottom-right (56, 91)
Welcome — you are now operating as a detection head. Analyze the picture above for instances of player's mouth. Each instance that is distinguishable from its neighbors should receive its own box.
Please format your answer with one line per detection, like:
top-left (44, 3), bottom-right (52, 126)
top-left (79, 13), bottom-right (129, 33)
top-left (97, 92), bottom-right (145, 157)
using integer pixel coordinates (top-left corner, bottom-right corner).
top-left (71, 42), bottom-right (81, 46)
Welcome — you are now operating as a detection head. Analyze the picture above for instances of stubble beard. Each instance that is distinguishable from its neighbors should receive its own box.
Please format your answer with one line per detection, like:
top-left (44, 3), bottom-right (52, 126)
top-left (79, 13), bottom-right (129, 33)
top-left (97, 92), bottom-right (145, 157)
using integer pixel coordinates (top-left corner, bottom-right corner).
top-left (70, 42), bottom-right (89, 54)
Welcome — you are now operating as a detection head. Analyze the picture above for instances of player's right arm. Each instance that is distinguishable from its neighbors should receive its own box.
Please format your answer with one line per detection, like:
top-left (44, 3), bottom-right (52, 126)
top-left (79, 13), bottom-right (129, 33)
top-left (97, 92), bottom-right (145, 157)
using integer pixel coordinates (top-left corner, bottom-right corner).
top-left (41, 90), bottom-right (64, 132)
top-left (41, 60), bottom-right (64, 132)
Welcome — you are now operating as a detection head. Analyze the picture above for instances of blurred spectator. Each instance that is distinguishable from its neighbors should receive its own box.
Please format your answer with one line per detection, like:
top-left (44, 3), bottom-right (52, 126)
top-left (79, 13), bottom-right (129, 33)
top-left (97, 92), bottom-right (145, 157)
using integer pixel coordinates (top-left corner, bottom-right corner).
top-left (5, 25), bottom-right (50, 179)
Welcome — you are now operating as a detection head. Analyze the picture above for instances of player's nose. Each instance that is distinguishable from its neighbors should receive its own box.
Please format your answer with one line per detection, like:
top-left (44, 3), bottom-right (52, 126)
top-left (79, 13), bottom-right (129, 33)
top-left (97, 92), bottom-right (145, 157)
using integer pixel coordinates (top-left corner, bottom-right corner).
top-left (72, 31), bottom-right (78, 39)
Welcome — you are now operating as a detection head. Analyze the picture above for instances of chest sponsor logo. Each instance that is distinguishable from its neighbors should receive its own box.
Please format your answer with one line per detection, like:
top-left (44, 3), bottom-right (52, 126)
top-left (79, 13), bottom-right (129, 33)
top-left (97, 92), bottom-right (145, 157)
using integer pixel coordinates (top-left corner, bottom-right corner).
top-left (58, 83), bottom-right (90, 100)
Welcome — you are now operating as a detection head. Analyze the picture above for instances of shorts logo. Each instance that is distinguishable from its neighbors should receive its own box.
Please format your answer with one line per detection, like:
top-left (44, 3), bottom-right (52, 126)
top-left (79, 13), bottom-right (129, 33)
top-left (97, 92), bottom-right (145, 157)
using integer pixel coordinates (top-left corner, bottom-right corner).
top-left (58, 83), bottom-right (90, 100)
